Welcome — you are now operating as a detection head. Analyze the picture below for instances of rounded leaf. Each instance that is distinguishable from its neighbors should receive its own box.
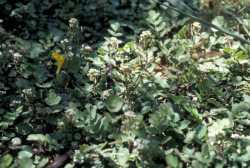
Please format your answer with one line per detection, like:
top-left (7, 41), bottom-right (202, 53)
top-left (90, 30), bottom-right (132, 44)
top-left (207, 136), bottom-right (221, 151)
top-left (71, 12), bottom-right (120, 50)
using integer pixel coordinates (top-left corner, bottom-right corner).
top-left (105, 95), bottom-right (123, 113)
top-left (0, 154), bottom-right (13, 168)
top-left (45, 90), bottom-right (61, 106)
top-left (27, 134), bottom-right (48, 143)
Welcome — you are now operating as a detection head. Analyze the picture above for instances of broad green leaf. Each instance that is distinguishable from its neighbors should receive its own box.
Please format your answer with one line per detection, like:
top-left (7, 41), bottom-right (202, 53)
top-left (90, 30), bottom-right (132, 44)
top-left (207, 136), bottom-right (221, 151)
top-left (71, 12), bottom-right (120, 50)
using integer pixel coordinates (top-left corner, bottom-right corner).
top-left (208, 118), bottom-right (233, 143)
top-left (110, 22), bottom-right (121, 32)
top-left (185, 130), bottom-right (195, 144)
top-left (45, 90), bottom-right (61, 106)
top-left (21, 41), bottom-right (44, 59)
top-left (30, 43), bottom-right (44, 58)
top-left (117, 148), bottom-right (130, 166)
top-left (237, 146), bottom-right (250, 162)
top-left (27, 134), bottom-right (48, 143)
top-left (195, 124), bottom-right (208, 142)
top-left (66, 56), bottom-right (81, 74)
top-left (165, 154), bottom-right (180, 168)
top-left (18, 158), bottom-right (34, 168)
top-left (35, 81), bottom-right (53, 88)
top-left (36, 157), bottom-right (49, 168)
top-left (211, 16), bottom-right (227, 32)
top-left (18, 150), bottom-right (33, 159)
top-left (105, 95), bottom-right (123, 113)
top-left (184, 105), bottom-right (202, 123)
top-left (16, 123), bottom-right (33, 135)
top-left (0, 154), bottom-right (13, 168)
top-left (234, 50), bottom-right (247, 60)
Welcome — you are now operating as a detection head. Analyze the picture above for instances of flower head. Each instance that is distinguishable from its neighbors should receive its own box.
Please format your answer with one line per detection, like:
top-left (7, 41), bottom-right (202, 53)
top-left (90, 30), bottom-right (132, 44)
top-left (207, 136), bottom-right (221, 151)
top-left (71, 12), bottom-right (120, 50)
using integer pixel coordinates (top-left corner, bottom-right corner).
top-left (51, 51), bottom-right (65, 74)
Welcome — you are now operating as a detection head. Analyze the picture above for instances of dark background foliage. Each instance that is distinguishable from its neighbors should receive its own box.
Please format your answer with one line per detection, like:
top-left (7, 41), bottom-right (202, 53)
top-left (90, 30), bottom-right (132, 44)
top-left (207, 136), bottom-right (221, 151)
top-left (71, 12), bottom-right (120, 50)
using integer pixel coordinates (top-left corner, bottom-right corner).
top-left (0, 0), bottom-right (146, 41)
top-left (1, 0), bottom-right (250, 167)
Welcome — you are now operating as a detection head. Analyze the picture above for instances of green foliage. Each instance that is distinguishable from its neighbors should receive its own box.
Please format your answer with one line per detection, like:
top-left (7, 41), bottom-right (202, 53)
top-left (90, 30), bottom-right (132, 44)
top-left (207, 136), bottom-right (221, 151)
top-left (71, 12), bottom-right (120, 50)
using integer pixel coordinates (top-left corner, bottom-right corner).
top-left (0, 154), bottom-right (13, 168)
top-left (45, 90), bottom-right (62, 106)
top-left (105, 95), bottom-right (123, 113)
top-left (1, 0), bottom-right (250, 167)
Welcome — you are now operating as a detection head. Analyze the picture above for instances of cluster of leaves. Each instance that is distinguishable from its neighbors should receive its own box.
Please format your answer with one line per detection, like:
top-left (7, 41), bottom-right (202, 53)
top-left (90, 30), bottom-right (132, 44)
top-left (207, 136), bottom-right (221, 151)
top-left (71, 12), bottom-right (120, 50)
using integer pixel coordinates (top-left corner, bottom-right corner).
top-left (1, 0), bottom-right (250, 167)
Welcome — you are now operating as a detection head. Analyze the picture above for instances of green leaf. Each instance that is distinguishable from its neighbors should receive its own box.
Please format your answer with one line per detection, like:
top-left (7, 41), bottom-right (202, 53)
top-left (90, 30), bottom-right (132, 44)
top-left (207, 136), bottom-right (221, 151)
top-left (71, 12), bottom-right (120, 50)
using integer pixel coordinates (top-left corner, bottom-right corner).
top-left (29, 43), bottom-right (44, 59)
top-left (66, 56), bottom-right (81, 73)
top-left (208, 118), bottom-right (233, 143)
top-left (18, 150), bottom-right (33, 159)
top-left (35, 81), bottom-right (53, 88)
top-left (0, 154), bottom-right (13, 168)
top-left (105, 95), bottom-right (123, 112)
top-left (154, 74), bottom-right (169, 88)
top-left (16, 123), bottom-right (33, 135)
top-left (64, 163), bottom-right (75, 168)
top-left (211, 16), bottom-right (227, 32)
top-left (22, 41), bottom-right (44, 59)
top-left (117, 148), bottom-right (130, 166)
top-left (18, 158), bottom-right (34, 168)
top-left (0, 0), bottom-right (7, 5)
top-left (27, 134), bottom-right (48, 143)
top-left (45, 90), bottom-right (61, 106)
top-left (110, 22), bottom-right (120, 31)
top-left (195, 124), bottom-right (208, 142)
top-left (165, 154), bottom-right (180, 168)
top-left (36, 157), bottom-right (49, 168)
top-left (234, 50), bottom-right (247, 60)
top-left (184, 105), bottom-right (202, 123)
top-left (185, 130), bottom-right (195, 144)
top-left (238, 146), bottom-right (250, 162)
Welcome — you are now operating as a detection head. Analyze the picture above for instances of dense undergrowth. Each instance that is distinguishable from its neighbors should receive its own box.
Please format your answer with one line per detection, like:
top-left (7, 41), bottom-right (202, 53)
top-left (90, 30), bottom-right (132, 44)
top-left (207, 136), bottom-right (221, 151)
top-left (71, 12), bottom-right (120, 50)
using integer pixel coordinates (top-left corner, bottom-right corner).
top-left (1, 0), bottom-right (250, 167)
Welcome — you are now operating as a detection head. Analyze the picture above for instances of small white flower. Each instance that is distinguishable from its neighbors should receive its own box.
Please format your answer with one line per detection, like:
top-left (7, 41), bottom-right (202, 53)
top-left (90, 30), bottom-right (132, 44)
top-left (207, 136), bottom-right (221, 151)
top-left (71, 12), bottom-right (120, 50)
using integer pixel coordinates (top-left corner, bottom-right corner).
top-left (139, 30), bottom-right (154, 49)
top-left (68, 52), bottom-right (74, 57)
top-left (9, 49), bottom-right (14, 54)
top-left (106, 37), bottom-right (122, 49)
top-left (231, 133), bottom-right (240, 139)
top-left (140, 30), bottom-right (152, 38)
top-left (13, 53), bottom-right (22, 60)
top-left (0, 90), bottom-right (7, 94)
top-left (22, 88), bottom-right (32, 95)
top-left (1, 44), bottom-right (6, 48)
top-left (134, 139), bottom-right (144, 150)
top-left (64, 38), bottom-right (69, 43)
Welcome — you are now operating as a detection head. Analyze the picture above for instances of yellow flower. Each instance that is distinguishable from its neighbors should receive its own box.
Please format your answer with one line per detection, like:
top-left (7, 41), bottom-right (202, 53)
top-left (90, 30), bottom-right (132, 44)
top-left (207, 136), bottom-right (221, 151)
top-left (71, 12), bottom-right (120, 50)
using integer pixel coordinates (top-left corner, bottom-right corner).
top-left (51, 51), bottom-right (65, 75)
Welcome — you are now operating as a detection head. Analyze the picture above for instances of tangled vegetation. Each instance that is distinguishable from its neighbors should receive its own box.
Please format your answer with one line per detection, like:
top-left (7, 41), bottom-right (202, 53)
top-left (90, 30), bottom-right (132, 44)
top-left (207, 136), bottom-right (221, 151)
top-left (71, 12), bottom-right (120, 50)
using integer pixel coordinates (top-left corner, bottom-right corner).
top-left (1, 0), bottom-right (250, 167)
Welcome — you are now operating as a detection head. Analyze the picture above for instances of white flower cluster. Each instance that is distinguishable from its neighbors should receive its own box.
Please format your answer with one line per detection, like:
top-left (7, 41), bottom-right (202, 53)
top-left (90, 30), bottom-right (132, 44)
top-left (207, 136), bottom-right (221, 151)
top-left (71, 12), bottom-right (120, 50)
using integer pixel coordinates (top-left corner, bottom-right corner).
top-left (87, 69), bottom-right (99, 83)
top-left (107, 37), bottom-right (122, 50)
top-left (0, 43), bottom-right (23, 64)
top-left (9, 99), bottom-right (21, 107)
top-left (60, 38), bottom-right (69, 44)
top-left (13, 52), bottom-right (23, 63)
top-left (22, 88), bottom-right (33, 97)
top-left (139, 30), bottom-right (154, 49)
top-left (69, 18), bottom-right (79, 29)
